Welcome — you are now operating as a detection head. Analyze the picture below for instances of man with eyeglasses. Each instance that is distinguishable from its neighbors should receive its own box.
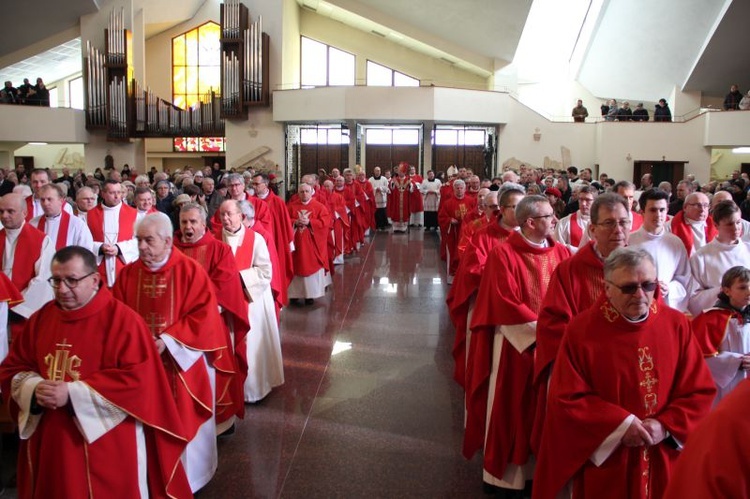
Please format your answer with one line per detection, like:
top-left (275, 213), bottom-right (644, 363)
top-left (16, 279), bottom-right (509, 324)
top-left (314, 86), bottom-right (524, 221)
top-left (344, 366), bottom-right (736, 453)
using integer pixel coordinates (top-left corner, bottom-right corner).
top-left (209, 173), bottom-right (273, 238)
top-left (535, 193), bottom-right (632, 453)
top-left (0, 246), bottom-right (192, 498)
top-left (688, 200), bottom-right (750, 316)
top-left (554, 185), bottom-right (597, 253)
top-left (450, 185), bottom-right (523, 454)
top-left (252, 173), bottom-right (294, 306)
top-left (613, 180), bottom-right (643, 232)
top-left (0, 193), bottom-right (54, 354)
top-left (469, 195), bottom-right (570, 496)
top-left (534, 247), bottom-right (715, 499)
top-left (30, 184), bottom-right (94, 252)
top-left (628, 189), bottom-right (693, 311)
top-left (666, 191), bottom-right (717, 256)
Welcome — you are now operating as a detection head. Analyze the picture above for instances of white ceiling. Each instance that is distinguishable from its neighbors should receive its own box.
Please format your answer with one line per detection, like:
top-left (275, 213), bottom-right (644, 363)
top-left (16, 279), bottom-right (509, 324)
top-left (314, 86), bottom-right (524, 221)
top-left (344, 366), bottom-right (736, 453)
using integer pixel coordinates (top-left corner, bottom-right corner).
top-left (0, 39), bottom-right (82, 88)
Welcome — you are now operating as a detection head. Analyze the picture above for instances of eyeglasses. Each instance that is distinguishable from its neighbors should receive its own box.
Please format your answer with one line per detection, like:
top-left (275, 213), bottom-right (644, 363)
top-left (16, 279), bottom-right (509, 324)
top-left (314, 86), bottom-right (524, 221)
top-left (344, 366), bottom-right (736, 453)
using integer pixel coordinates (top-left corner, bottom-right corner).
top-left (48, 272), bottom-right (96, 289)
top-left (686, 203), bottom-right (710, 209)
top-left (530, 214), bottom-right (554, 220)
top-left (606, 280), bottom-right (658, 295)
top-left (595, 219), bottom-right (632, 230)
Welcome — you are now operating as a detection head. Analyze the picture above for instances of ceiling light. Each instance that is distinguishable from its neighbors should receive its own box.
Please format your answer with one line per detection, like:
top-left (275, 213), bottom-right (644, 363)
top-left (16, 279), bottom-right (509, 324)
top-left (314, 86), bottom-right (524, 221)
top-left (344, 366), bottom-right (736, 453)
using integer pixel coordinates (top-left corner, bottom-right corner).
top-left (732, 147), bottom-right (750, 154)
top-left (28, 142), bottom-right (48, 146)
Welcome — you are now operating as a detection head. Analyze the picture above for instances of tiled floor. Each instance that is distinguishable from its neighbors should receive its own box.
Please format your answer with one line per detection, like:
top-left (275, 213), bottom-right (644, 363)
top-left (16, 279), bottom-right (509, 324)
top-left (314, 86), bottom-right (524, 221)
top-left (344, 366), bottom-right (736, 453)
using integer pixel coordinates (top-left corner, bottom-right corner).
top-left (198, 229), bottom-right (484, 498)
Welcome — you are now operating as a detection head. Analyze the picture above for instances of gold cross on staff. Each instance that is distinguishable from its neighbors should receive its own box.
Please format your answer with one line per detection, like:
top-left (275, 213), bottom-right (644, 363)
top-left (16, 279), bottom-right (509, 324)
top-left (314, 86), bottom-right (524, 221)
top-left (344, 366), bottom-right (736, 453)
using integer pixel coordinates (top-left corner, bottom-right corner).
top-left (142, 275), bottom-right (168, 298)
top-left (146, 312), bottom-right (168, 335)
top-left (44, 338), bottom-right (82, 381)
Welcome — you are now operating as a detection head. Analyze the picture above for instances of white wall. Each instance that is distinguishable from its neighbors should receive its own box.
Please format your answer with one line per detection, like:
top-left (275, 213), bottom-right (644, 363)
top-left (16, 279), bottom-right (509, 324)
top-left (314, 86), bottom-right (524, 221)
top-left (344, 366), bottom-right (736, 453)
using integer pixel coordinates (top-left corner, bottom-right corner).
top-left (0, 106), bottom-right (88, 143)
top-left (299, 10), bottom-right (488, 90)
top-left (13, 143), bottom-right (85, 171)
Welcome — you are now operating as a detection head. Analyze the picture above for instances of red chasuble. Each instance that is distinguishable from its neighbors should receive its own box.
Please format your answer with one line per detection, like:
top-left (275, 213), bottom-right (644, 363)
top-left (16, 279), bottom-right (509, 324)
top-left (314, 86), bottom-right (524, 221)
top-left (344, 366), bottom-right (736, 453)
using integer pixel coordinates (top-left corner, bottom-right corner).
top-left (669, 210), bottom-right (717, 256)
top-left (408, 176), bottom-right (424, 215)
top-left (327, 190), bottom-right (350, 263)
top-left (287, 198), bottom-right (331, 276)
top-left (447, 220), bottom-right (511, 388)
top-left (24, 196), bottom-right (35, 222)
top-left (0, 288), bottom-right (191, 499)
top-left (690, 307), bottom-right (736, 356)
top-left (341, 182), bottom-right (366, 249)
top-left (0, 272), bottom-right (22, 306)
top-left (254, 191), bottom-right (295, 305)
top-left (173, 232), bottom-right (250, 424)
top-left (35, 211), bottom-right (71, 250)
top-left (438, 195), bottom-right (478, 277)
top-left (465, 231), bottom-right (570, 467)
top-left (533, 295), bottom-right (716, 499)
top-left (663, 379), bottom-right (750, 499)
top-left (456, 210), bottom-right (486, 257)
top-left (387, 177), bottom-right (413, 224)
top-left (356, 179), bottom-right (377, 231)
top-left (532, 241), bottom-right (605, 453)
top-left (86, 203), bottom-right (138, 282)
top-left (631, 211), bottom-right (644, 231)
top-left (113, 250), bottom-right (235, 442)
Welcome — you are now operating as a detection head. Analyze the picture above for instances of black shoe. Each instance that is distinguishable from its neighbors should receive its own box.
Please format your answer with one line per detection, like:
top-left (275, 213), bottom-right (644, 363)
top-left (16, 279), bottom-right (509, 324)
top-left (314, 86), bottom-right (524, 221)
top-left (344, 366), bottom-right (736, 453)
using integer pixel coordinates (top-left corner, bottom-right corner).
top-left (305, 298), bottom-right (314, 305)
top-left (289, 298), bottom-right (301, 305)
top-left (218, 423), bottom-right (236, 438)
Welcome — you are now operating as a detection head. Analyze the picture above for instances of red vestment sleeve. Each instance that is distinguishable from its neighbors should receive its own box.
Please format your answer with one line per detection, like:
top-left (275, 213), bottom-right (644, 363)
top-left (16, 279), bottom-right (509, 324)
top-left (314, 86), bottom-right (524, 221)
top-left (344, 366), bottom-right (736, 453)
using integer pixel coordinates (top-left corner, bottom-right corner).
top-left (690, 308), bottom-right (733, 356)
top-left (663, 379), bottom-right (750, 499)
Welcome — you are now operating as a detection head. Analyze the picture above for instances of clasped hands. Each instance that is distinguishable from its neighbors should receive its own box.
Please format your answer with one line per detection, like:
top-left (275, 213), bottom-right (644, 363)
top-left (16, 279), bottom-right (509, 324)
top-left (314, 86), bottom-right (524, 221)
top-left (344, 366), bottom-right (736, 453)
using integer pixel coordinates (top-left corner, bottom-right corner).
top-left (101, 243), bottom-right (119, 257)
top-left (34, 380), bottom-right (69, 410)
top-left (622, 417), bottom-right (666, 447)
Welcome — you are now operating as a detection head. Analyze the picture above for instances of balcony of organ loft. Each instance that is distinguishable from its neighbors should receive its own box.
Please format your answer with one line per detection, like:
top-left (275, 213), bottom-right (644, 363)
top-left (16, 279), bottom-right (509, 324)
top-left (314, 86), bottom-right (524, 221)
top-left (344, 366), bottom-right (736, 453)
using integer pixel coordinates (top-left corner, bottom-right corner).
top-left (80, 1), bottom-right (270, 143)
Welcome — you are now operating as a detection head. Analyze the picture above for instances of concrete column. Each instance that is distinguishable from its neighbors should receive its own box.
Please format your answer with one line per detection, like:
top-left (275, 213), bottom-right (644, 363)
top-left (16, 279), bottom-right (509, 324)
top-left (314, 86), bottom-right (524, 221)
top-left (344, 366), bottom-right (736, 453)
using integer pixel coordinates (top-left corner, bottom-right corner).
top-left (422, 120), bottom-right (434, 173)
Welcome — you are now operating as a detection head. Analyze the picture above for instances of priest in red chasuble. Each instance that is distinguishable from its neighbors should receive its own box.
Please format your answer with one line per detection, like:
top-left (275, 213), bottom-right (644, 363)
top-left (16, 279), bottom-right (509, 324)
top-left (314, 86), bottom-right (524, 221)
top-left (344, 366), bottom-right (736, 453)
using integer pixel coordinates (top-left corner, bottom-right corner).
top-left (448, 186), bottom-right (523, 389)
top-left (173, 203), bottom-right (249, 434)
top-left (533, 248), bottom-right (716, 499)
top-left (324, 179), bottom-right (349, 266)
top-left (388, 167), bottom-right (413, 233)
top-left (0, 246), bottom-right (191, 499)
top-left (287, 183), bottom-right (332, 304)
top-left (467, 195), bottom-right (569, 495)
top-left (533, 193), bottom-right (631, 452)
top-left (341, 169), bottom-right (366, 251)
top-left (251, 173), bottom-right (295, 305)
top-left (438, 179), bottom-right (477, 284)
top-left (113, 212), bottom-right (235, 493)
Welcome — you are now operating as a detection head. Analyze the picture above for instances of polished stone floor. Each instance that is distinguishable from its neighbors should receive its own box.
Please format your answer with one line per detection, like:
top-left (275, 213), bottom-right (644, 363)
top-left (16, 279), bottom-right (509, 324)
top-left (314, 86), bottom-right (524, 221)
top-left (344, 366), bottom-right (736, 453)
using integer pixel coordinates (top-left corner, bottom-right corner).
top-left (198, 229), bottom-right (484, 498)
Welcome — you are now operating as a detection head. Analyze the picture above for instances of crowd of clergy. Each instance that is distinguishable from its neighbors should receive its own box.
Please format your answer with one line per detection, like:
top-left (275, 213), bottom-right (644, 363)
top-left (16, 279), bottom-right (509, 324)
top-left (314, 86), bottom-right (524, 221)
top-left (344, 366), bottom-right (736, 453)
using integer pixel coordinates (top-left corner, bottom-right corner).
top-left (0, 160), bottom-right (748, 497)
top-left (444, 166), bottom-right (750, 498)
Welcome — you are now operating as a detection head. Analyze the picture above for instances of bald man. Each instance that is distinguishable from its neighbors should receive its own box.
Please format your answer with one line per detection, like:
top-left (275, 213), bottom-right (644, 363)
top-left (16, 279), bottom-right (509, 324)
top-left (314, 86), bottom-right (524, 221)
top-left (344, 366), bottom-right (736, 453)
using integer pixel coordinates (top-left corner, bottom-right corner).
top-left (666, 191), bottom-right (717, 256)
top-left (0, 193), bottom-right (55, 359)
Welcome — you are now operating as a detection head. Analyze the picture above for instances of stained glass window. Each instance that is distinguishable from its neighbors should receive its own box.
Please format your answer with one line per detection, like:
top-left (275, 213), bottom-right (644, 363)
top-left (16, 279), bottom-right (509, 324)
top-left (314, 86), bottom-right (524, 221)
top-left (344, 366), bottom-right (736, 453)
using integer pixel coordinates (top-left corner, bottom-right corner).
top-left (172, 22), bottom-right (223, 152)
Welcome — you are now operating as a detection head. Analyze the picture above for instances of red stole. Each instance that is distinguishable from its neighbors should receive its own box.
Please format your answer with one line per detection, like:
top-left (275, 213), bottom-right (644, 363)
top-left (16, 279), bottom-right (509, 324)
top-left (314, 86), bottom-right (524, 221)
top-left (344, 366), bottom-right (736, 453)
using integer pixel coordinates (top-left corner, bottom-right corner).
top-left (232, 227), bottom-right (256, 270)
top-left (24, 196), bottom-right (35, 222)
top-left (670, 211), bottom-right (717, 255)
top-left (570, 212), bottom-right (583, 247)
top-left (0, 224), bottom-right (45, 293)
top-left (86, 203), bottom-right (137, 282)
top-left (37, 211), bottom-right (71, 250)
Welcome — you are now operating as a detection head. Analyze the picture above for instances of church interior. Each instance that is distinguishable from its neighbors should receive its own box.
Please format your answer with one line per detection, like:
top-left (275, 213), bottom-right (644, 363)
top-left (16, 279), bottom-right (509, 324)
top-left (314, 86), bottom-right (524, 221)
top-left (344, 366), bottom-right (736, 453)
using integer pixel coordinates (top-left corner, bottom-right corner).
top-left (1, 0), bottom-right (750, 497)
